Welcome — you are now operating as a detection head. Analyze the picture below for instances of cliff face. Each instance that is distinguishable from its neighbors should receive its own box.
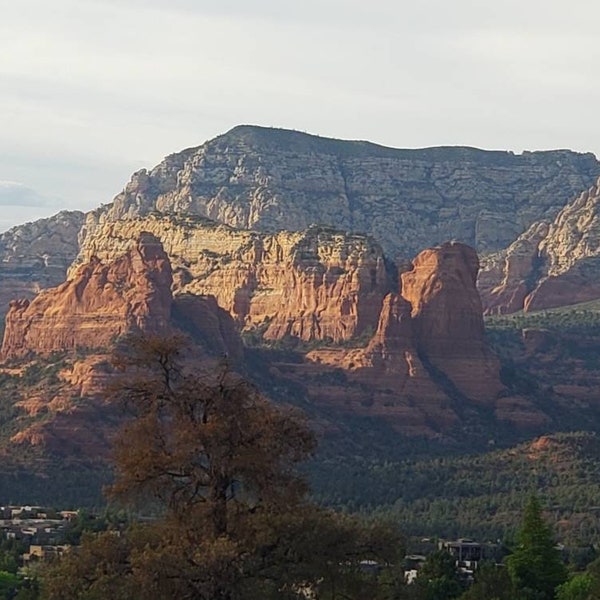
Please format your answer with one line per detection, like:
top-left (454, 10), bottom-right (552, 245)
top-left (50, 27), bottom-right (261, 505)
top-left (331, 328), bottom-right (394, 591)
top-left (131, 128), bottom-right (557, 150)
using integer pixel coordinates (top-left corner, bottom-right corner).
top-left (72, 215), bottom-right (389, 343)
top-left (1, 232), bottom-right (173, 359)
top-left (300, 242), bottom-right (521, 436)
top-left (81, 125), bottom-right (600, 259)
top-left (480, 177), bottom-right (600, 313)
top-left (0, 233), bottom-right (245, 459)
top-left (0, 211), bottom-right (84, 317)
top-left (401, 242), bottom-right (503, 402)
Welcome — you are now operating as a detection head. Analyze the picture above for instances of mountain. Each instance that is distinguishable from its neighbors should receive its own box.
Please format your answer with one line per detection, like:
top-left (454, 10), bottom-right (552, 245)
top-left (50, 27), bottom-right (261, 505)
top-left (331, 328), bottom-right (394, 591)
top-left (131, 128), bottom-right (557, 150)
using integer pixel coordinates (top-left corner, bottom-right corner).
top-left (1, 126), bottom-right (599, 324)
top-left (3, 126), bottom-right (600, 512)
top-left (0, 211), bottom-right (84, 319)
top-left (0, 226), bottom-right (527, 468)
top-left (480, 176), bottom-right (600, 314)
top-left (81, 125), bottom-right (600, 259)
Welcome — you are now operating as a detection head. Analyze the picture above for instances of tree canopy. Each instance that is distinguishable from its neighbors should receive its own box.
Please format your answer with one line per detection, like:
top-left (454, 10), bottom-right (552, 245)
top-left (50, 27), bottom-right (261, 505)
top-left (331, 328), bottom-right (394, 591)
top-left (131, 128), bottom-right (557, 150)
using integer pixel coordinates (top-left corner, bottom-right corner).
top-left (506, 495), bottom-right (568, 600)
top-left (40, 335), bottom-right (403, 600)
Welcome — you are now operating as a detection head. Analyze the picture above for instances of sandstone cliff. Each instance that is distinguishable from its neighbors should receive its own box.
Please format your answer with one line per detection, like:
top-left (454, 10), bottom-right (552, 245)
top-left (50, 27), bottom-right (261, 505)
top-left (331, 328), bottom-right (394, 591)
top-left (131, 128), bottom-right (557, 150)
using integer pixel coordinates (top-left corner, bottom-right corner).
top-left (0, 232), bottom-right (245, 459)
top-left (0, 211), bottom-right (84, 317)
top-left (1, 232), bottom-right (173, 359)
top-left (300, 242), bottom-right (517, 436)
top-left (72, 215), bottom-right (389, 343)
top-left (401, 242), bottom-right (504, 402)
top-left (480, 177), bottom-right (600, 313)
top-left (81, 125), bottom-right (600, 259)
top-left (1, 232), bottom-right (243, 362)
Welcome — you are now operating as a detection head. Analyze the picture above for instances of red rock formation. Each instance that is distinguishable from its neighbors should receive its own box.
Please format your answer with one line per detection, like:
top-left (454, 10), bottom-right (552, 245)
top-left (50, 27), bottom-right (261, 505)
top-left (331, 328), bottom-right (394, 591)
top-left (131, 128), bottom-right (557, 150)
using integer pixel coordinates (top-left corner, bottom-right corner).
top-left (1, 232), bottom-right (173, 360)
top-left (400, 241), bottom-right (503, 404)
top-left (479, 178), bottom-right (600, 314)
top-left (478, 222), bottom-right (549, 315)
top-left (299, 242), bottom-right (509, 435)
top-left (73, 218), bottom-right (389, 344)
top-left (172, 294), bottom-right (244, 363)
top-left (523, 259), bottom-right (600, 311)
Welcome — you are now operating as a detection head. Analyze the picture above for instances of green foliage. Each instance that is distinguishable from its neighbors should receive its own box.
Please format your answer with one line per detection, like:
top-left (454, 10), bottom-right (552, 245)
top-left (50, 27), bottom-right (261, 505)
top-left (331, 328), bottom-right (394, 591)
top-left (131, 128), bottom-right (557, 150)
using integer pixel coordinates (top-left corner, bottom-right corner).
top-left (555, 573), bottom-right (595, 600)
top-left (413, 550), bottom-right (463, 600)
top-left (0, 569), bottom-right (38, 600)
top-left (506, 496), bottom-right (567, 600)
top-left (312, 432), bottom-right (600, 544)
top-left (458, 562), bottom-right (515, 600)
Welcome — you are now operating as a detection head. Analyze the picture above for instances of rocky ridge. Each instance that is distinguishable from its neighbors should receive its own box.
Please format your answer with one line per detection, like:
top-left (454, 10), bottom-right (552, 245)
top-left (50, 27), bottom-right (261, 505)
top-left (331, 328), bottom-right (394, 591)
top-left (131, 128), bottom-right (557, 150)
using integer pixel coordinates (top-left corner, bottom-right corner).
top-left (81, 125), bottom-right (600, 259)
top-left (71, 215), bottom-right (389, 343)
top-left (1, 231), bottom-right (526, 446)
top-left (0, 211), bottom-right (84, 317)
top-left (480, 177), bottom-right (600, 313)
top-left (1, 232), bottom-right (242, 361)
top-left (301, 242), bottom-right (541, 433)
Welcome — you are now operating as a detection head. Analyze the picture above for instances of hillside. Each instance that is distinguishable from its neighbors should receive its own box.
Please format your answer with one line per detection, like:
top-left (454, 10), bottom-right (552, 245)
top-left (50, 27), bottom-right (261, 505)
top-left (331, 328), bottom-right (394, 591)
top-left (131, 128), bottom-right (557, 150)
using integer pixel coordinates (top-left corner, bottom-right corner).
top-left (312, 432), bottom-right (600, 544)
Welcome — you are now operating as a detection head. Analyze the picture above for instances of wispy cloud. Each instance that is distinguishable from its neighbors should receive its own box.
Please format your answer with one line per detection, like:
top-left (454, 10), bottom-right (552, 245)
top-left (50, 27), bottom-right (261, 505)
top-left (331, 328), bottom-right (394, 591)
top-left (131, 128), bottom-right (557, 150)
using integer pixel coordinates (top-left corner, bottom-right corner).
top-left (0, 181), bottom-right (56, 207)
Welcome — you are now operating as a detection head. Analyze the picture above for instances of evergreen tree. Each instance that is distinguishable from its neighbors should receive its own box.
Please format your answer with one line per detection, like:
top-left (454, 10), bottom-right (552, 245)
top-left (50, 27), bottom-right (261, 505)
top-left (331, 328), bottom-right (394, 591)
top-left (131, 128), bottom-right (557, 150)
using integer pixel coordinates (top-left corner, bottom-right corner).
top-left (555, 573), bottom-right (595, 600)
top-left (506, 495), bottom-right (568, 600)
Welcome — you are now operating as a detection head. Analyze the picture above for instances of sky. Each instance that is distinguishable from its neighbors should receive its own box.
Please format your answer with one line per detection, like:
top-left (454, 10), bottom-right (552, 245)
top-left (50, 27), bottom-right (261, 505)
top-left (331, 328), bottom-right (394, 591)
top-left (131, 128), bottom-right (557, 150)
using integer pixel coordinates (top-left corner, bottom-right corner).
top-left (1, 0), bottom-right (599, 231)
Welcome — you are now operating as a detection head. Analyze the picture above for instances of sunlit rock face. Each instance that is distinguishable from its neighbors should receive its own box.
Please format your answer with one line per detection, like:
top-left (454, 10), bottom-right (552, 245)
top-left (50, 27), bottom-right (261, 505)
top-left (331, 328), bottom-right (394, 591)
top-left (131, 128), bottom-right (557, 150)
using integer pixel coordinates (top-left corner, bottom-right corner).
top-left (72, 216), bottom-right (390, 344)
top-left (1, 233), bottom-right (173, 359)
top-left (82, 125), bottom-right (600, 259)
top-left (480, 177), bottom-right (600, 313)
top-left (400, 242), bottom-right (504, 404)
top-left (303, 241), bottom-right (520, 437)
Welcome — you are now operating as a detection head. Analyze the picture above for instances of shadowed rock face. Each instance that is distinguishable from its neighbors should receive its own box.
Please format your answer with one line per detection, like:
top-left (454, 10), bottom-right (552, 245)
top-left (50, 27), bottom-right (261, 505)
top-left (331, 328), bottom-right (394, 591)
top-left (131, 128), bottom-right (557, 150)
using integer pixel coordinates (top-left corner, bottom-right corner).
top-left (0, 211), bottom-right (85, 318)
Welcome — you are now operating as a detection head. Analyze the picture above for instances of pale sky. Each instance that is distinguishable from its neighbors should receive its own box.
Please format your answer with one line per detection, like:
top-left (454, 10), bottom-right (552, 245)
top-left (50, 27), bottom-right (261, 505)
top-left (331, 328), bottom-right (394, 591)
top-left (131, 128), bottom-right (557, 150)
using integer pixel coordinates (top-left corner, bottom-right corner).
top-left (1, 0), bottom-right (599, 231)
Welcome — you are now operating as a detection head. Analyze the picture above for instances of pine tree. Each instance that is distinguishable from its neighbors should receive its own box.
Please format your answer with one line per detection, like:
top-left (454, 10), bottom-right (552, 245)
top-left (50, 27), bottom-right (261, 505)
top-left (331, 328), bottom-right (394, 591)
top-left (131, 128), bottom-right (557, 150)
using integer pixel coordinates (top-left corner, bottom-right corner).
top-left (506, 495), bottom-right (567, 600)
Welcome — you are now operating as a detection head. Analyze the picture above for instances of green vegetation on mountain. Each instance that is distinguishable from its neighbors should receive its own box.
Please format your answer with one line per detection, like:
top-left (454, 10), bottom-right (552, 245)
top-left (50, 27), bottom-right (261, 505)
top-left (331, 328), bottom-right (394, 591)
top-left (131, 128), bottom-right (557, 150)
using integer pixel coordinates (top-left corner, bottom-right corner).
top-left (312, 432), bottom-right (600, 544)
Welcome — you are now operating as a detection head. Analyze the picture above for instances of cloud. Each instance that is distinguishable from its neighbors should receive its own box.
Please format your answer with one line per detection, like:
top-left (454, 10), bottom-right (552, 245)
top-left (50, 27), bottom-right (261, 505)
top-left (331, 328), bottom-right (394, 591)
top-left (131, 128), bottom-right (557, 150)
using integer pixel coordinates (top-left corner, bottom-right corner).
top-left (0, 181), bottom-right (55, 207)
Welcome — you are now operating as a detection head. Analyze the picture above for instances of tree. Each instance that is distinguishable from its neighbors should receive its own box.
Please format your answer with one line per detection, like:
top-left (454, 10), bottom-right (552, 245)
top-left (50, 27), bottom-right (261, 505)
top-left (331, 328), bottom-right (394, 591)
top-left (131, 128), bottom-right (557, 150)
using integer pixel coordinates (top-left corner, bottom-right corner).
top-left (506, 495), bottom-right (568, 600)
top-left (107, 334), bottom-right (316, 536)
top-left (41, 334), bottom-right (403, 600)
top-left (555, 573), bottom-right (595, 600)
top-left (412, 550), bottom-right (463, 600)
top-left (458, 562), bottom-right (515, 600)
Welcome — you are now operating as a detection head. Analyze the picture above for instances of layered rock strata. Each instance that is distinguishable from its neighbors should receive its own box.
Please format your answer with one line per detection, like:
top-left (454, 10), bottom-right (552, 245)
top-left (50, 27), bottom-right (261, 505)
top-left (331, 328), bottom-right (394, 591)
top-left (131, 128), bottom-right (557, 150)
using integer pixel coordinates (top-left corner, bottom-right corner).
top-left (480, 177), bottom-right (600, 313)
top-left (0, 211), bottom-right (84, 317)
top-left (72, 215), bottom-right (389, 343)
top-left (1, 232), bottom-right (173, 359)
top-left (81, 125), bottom-right (600, 259)
top-left (304, 242), bottom-right (511, 435)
